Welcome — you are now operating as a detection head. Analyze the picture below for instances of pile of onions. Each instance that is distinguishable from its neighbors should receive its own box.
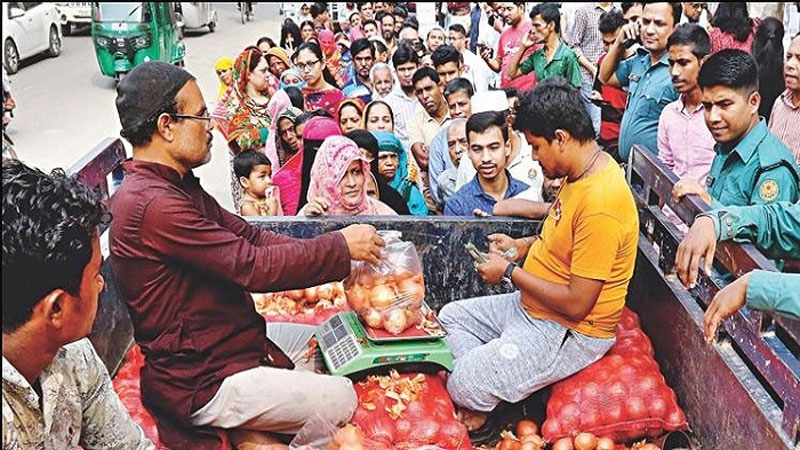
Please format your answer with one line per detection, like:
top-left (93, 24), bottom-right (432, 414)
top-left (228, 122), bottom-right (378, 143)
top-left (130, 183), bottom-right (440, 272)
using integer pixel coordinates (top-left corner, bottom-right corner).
top-left (495, 420), bottom-right (545, 450)
top-left (252, 282), bottom-right (346, 317)
top-left (344, 270), bottom-right (425, 335)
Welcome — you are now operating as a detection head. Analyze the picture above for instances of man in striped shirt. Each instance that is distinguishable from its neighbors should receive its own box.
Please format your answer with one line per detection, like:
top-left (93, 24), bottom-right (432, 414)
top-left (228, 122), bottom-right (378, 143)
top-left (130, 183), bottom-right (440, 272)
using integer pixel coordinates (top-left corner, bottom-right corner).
top-left (769, 34), bottom-right (800, 164)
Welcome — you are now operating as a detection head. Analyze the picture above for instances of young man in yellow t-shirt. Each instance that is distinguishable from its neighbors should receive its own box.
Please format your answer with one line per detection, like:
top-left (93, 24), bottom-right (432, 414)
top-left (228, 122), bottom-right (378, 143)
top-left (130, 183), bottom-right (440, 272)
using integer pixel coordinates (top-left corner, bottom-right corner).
top-left (439, 78), bottom-right (639, 431)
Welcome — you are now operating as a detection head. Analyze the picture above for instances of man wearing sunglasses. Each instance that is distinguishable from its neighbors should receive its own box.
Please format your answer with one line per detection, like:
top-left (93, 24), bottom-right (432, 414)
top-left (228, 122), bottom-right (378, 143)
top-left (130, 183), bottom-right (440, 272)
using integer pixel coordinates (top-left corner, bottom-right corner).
top-left (109, 62), bottom-right (385, 447)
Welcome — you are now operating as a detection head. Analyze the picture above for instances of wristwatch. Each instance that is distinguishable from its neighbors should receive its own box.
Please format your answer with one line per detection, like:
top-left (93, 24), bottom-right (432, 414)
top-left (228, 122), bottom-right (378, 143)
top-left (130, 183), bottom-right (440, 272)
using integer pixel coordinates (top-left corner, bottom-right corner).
top-left (501, 262), bottom-right (518, 288)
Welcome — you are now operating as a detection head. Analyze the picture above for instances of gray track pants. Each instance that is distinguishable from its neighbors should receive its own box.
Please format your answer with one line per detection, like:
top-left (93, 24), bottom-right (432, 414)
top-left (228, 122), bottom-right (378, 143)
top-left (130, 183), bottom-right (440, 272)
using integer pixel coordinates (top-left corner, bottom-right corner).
top-left (439, 291), bottom-right (615, 412)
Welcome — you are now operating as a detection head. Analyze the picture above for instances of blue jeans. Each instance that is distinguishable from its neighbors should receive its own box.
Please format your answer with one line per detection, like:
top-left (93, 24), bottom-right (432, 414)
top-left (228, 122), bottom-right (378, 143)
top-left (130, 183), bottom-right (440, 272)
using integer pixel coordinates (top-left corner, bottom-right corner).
top-left (582, 82), bottom-right (601, 138)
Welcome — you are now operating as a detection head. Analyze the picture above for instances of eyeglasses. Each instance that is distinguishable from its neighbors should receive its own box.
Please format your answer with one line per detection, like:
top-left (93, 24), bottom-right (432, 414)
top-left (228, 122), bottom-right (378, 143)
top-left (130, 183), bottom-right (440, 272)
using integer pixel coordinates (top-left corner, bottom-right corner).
top-left (296, 59), bottom-right (320, 72)
top-left (168, 110), bottom-right (213, 122)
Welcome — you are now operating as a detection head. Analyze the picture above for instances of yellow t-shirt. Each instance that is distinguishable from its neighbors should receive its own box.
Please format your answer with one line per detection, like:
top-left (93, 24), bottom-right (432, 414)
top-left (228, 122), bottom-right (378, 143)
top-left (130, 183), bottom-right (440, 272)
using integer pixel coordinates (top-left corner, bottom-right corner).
top-left (521, 158), bottom-right (638, 338)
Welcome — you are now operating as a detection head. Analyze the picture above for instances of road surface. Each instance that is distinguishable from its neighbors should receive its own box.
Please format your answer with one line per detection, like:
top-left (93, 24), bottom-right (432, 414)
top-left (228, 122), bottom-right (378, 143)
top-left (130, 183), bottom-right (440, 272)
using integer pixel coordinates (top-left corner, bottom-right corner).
top-left (5, 2), bottom-right (284, 212)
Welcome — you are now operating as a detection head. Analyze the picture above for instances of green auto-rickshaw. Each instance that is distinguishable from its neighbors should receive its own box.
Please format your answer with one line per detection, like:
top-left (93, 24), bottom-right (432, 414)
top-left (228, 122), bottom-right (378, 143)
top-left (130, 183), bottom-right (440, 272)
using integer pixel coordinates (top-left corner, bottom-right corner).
top-left (91, 2), bottom-right (185, 82)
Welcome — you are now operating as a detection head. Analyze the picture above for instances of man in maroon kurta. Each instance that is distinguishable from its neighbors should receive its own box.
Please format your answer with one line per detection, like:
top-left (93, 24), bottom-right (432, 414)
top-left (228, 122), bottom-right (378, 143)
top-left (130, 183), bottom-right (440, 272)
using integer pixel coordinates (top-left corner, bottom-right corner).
top-left (109, 62), bottom-right (384, 448)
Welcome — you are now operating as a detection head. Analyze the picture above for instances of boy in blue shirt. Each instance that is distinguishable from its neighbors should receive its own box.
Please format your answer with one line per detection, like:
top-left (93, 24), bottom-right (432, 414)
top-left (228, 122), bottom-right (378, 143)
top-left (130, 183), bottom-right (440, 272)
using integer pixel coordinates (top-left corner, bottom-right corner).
top-left (444, 111), bottom-right (529, 216)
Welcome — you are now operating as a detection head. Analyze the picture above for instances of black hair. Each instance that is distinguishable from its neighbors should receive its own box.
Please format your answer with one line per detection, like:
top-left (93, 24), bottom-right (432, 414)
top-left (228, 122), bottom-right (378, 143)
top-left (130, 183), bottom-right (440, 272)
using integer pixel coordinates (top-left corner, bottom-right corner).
top-left (598, 8), bottom-right (625, 35)
top-left (753, 17), bottom-right (785, 120)
top-left (284, 86), bottom-right (305, 109)
top-left (358, 2), bottom-right (371, 11)
top-left (711, 2), bottom-right (752, 43)
top-left (529, 3), bottom-right (561, 34)
top-left (502, 87), bottom-right (520, 100)
top-left (364, 100), bottom-right (395, 128)
top-left (310, 2), bottom-right (328, 18)
top-left (296, 42), bottom-right (341, 88)
top-left (295, 111), bottom-right (316, 129)
top-left (667, 23), bottom-right (711, 59)
top-left (621, 2), bottom-right (642, 15)
top-left (347, 129), bottom-right (380, 158)
top-left (444, 77), bottom-right (475, 98)
top-left (248, 50), bottom-right (265, 72)
top-left (392, 42), bottom-right (420, 67)
top-left (349, 11), bottom-right (360, 22)
top-left (405, 15), bottom-right (419, 31)
top-left (233, 150), bottom-right (272, 180)
top-left (379, 11), bottom-right (395, 24)
top-left (647, 2), bottom-right (682, 28)
top-left (363, 19), bottom-right (378, 30)
top-left (431, 44), bottom-right (463, 67)
top-left (121, 99), bottom-right (180, 147)
top-left (466, 111), bottom-right (509, 144)
top-left (514, 78), bottom-right (595, 142)
top-left (281, 19), bottom-right (302, 49)
top-left (393, 6), bottom-right (408, 18)
top-left (698, 49), bottom-right (759, 95)
top-left (351, 38), bottom-right (375, 58)
top-left (371, 39), bottom-right (388, 55)
top-left (376, 10), bottom-right (387, 23)
top-left (257, 36), bottom-right (276, 49)
top-left (412, 66), bottom-right (441, 86)
top-left (2, 159), bottom-right (108, 332)
top-left (300, 20), bottom-right (315, 32)
top-left (449, 24), bottom-right (467, 36)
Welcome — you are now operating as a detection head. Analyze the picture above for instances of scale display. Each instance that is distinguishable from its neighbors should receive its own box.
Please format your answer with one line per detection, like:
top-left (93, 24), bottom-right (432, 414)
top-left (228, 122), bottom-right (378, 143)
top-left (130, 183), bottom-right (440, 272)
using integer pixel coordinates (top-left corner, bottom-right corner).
top-left (315, 311), bottom-right (454, 377)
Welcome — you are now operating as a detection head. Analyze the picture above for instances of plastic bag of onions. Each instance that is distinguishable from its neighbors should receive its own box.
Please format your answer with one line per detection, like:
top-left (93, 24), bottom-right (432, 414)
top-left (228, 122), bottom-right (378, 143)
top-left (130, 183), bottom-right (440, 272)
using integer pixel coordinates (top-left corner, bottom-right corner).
top-left (343, 231), bottom-right (425, 334)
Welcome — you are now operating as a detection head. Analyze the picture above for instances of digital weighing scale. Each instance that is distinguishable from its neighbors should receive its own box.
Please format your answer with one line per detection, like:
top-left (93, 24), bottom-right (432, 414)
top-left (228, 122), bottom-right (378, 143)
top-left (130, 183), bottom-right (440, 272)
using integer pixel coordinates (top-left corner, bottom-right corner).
top-left (315, 308), bottom-right (454, 377)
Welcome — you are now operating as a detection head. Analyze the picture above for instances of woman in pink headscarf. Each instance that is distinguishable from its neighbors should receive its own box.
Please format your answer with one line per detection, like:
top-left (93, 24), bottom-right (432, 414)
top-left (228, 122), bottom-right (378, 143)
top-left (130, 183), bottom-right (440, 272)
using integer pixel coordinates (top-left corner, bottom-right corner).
top-left (273, 116), bottom-right (341, 215)
top-left (298, 136), bottom-right (396, 216)
top-left (263, 89), bottom-right (292, 168)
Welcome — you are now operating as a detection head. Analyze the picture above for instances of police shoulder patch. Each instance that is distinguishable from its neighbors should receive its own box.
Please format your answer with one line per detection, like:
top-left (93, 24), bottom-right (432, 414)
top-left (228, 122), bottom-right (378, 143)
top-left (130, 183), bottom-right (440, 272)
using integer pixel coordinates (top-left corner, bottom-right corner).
top-left (759, 179), bottom-right (779, 202)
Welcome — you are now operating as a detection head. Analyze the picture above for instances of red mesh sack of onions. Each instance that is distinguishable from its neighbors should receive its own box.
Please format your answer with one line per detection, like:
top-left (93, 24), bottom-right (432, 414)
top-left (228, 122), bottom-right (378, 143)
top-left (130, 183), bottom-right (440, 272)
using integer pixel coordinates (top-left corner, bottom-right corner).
top-left (348, 371), bottom-right (473, 450)
top-left (541, 308), bottom-right (688, 444)
top-left (343, 231), bottom-right (426, 335)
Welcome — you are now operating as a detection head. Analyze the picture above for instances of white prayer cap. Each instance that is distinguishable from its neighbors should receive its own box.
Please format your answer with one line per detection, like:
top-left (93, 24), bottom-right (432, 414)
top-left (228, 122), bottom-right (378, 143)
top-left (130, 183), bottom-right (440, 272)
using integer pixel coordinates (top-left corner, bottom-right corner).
top-left (471, 90), bottom-right (510, 114)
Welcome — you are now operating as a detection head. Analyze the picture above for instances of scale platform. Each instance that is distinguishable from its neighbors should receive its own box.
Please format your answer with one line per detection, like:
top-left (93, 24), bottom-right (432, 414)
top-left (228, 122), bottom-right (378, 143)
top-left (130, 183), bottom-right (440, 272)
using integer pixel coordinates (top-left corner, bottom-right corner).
top-left (315, 309), bottom-right (454, 377)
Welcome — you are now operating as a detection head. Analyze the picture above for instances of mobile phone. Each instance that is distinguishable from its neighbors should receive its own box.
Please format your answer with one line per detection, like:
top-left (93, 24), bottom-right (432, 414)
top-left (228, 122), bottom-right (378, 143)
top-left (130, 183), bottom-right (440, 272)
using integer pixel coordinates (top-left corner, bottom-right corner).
top-left (623, 36), bottom-right (641, 49)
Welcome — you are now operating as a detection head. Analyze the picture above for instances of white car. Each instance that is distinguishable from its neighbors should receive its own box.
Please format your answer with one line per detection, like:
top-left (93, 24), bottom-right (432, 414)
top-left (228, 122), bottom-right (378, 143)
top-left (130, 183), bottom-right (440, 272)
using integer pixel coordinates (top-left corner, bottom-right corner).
top-left (2, 2), bottom-right (62, 74)
top-left (54, 2), bottom-right (91, 35)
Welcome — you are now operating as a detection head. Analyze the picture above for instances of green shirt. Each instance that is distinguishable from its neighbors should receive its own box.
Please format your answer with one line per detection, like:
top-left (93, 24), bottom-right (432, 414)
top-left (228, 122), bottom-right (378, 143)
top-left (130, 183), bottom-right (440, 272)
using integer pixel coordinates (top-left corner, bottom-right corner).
top-left (704, 201), bottom-right (800, 260)
top-left (518, 39), bottom-right (582, 88)
top-left (706, 120), bottom-right (800, 208)
top-left (702, 202), bottom-right (800, 320)
top-left (746, 271), bottom-right (800, 320)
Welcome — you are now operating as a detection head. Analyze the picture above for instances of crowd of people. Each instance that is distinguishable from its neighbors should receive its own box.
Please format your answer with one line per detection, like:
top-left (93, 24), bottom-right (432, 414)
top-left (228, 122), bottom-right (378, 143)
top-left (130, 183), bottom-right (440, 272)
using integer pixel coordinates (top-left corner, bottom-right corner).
top-left (3, 2), bottom-right (799, 449)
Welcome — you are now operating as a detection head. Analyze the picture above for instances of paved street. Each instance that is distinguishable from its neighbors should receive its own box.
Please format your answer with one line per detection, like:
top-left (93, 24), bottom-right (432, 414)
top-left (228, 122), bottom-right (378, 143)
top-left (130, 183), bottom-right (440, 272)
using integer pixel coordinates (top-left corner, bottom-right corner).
top-left (5, 3), bottom-right (284, 211)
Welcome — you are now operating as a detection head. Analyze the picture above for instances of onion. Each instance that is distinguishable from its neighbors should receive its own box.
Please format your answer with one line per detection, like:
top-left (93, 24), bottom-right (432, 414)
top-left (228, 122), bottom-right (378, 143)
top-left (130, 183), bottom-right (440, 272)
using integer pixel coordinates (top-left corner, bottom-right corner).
top-left (625, 396), bottom-right (648, 420)
top-left (304, 286), bottom-right (319, 303)
top-left (552, 437), bottom-right (574, 450)
top-left (370, 285), bottom-right (396, 309)
top-left (317, 283), bottom-right (336, 300)
top-left (648, 396), bottom-right (668, 418)
top-left (361, 416), bottom-right (394, 445)
top-left (394, 419), bottom-right (414, 442)
top-left (436, 421), bottom-right (468, 448)
top-left (363, 308), bottom-right (383, 329)
top-left (410, 419), bottom-right (439, 444)
top-left (520, 434), bottom-right (545, 449)
top-left (541, 419), bottom-right (560, 439)
top-left (286, 289), bottom-right (305, 301)
top-left (516, 420), bottom-right (538, 437)
top-left (573, 432), bottom-right (597, 450)
top-left (596, 437), bottom-right (615, 450)
top-left (497, 437), bottom-right (521, 450)
top-left (397, 277), bottom-right (425, 307)
top-left (346, 285), bottom-right (369, 311)
top-left (384, 309), bottom-right (408, 334)
top-left (405, 308), bottom-right (422, 326)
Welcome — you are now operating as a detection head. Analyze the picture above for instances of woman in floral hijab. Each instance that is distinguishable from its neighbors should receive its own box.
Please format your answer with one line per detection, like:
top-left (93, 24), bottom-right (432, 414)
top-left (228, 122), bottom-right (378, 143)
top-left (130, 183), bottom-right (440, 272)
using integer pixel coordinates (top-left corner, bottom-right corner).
top-left (299, 136), bottom-right (396, 216)
top-left (212, 46), bottom-right (273, 208)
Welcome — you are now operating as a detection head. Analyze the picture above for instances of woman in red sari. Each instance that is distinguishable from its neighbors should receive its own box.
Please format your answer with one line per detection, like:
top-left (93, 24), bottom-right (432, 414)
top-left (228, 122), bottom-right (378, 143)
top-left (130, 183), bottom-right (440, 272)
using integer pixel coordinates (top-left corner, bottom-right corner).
top-left (296, 42), bottom-right (344, 116)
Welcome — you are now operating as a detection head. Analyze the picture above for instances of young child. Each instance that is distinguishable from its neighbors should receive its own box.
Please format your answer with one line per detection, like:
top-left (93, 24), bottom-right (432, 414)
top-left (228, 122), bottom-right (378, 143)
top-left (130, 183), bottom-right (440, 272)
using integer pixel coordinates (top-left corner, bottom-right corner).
top-left (234, 151), bottom-right (283, 217)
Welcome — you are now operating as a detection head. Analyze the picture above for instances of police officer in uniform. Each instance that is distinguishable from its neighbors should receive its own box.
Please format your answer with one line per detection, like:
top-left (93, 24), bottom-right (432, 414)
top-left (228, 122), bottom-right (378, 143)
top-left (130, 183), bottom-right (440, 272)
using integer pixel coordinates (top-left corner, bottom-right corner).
top-left (672, 50), bottom-right (800, 207)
